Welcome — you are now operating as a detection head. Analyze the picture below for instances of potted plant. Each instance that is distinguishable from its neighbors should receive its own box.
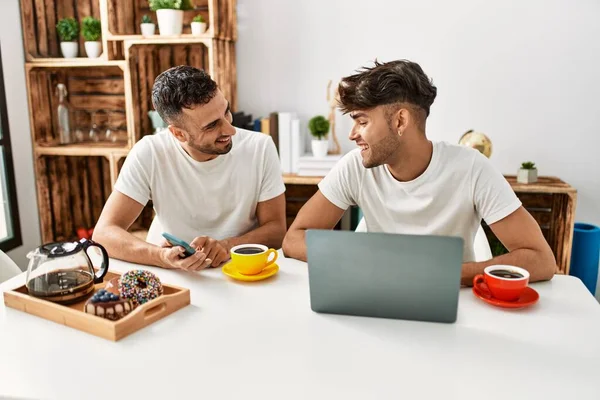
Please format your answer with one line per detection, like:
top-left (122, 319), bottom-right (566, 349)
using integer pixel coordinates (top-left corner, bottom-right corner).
top-left (56, 18), bottom-right (79, 58)
top-left (140, 14), bottom-right (156, 37)
top-left (308, 115), bottom-right (330, 158)
top-left (191, 14), bottom-right (207, 35)
top-left (517, 161), bottom-right (538, 184)
top-left (82, 16), bottom-right (102, 58)
top-left (149, 0), bottom-right (194, 36)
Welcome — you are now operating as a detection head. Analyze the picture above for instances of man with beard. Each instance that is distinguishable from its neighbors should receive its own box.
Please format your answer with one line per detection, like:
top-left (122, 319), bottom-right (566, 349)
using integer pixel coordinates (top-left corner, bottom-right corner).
top-left (94, 66), bottom-right (286, 271)
top-left (282, 60), bottom-right (555, 285)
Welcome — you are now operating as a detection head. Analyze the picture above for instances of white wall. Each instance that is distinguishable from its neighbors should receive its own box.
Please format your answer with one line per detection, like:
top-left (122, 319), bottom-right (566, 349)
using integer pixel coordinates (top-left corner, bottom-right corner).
top-left (0, 1), bottom-right (41, 269)
top-left (236, 0), bottom-right (600, 228)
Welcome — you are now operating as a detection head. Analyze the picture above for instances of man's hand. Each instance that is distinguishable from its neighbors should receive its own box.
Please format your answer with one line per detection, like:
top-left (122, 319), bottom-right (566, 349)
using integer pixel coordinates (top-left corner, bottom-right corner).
top-left (158, 245), bottom-right (212, 271)
top-left (190, 236), bottom-right (231, 268)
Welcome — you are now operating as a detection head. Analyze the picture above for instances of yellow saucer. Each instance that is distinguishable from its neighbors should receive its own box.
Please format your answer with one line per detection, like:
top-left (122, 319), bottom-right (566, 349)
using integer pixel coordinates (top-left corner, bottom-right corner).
top-left (222, 262), bottom-right (279, 282)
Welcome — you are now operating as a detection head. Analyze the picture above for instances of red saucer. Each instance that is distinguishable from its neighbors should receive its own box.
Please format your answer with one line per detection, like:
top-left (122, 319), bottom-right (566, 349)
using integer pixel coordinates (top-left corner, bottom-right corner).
top-left (472, 283), bottom-right (539, 309)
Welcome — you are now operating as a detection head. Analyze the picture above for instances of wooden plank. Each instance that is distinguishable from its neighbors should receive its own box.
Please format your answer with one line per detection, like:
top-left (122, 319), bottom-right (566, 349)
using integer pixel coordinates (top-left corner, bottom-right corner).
top-left (67, 157), bottom-right (85, 237)
top-left (57, 156), bottom-right (73, 238)
top-left (67, 66), bottom-right (124, 78)
top-left (36, 157), bottom-right (54, 243)
top-left (516, 193), bottom-right (553, 209)
top-left (70, 94), bottom-right (126, 110)
top-left (79, 157), bottom-right (93, 228)
top-left (69, 78), bottom-right (125, 94)
top-left (102, 156), bottom-right (112, 200)
top-left (48, 157), bottom-right (64, 241)
top-left (562, 192), bottom-right (577, 275)
top-left (20, 0), bottom-right (38, 58)
top-left (173, 45), bottom-right (188, 67)
top-left (76, 0), bottom-right (92, 56)
top-left (88, 157), bottom-right (105, 225)
top-left (115, 0), bottom-right (127, 34)
top-left (91, 0), bottom-right (101, 18)
top-left (107, 0), bottom-right (119, 35)
top-left (33, 70), bottom-right (54, 144)
top-left (45, 0), bottom-right (59, 57)
top-left (507, 176), bottom-right (576, 194)
top-left (158, 46), bottom-right (173, 75)
top-left (136, 46), bottom-right (150, 138)
top-left (122, 0), bottom-right (135, 35)
top-left (34, 0), bottom-right (49, 57)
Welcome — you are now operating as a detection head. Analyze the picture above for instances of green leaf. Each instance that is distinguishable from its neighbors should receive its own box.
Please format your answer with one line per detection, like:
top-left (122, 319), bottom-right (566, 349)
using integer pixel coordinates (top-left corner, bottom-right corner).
top-left (141, 14), bottom-right (153, 24)
top-left (308, 116), bottom-right (330, 139)
top-left (82, 16), bottom-right (101, 41)
top-left (56, 18), bottom-right (79, 42)
top-left (521, 161), bottom-right (536, 169)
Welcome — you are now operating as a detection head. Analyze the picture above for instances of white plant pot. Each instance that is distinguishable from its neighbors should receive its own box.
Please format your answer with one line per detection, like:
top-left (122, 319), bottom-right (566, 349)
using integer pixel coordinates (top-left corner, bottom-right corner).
top-left (156, 9), bottom-right (184, 36)
top-left (311, 139), bottom-right (329, 158)
top-left (140, 23), bottom-right (156, 37)
top-left (60, 42), bottom-right (78, 58)
top-left (191, 22), bottom-right (207, 35)
top-left (84, 41), bottom-right (102, 58)
top-left (517, 168), bottom-right (538, 184)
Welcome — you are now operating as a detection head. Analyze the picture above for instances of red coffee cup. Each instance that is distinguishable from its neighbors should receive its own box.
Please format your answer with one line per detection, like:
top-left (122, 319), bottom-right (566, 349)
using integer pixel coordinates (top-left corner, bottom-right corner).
top-left (473, 265), bottom-right (530, 302)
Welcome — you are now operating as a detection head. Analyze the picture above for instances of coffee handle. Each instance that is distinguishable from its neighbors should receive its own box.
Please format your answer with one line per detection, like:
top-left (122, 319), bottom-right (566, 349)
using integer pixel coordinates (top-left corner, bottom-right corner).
top-left (473, 274), bottom-right (492, 296)
top-left (82, 239), bottom-right (110, 283)
top-left (473, 274), bottom-right (485, 287)
top-left (264, 249), bottom-right (278, 267)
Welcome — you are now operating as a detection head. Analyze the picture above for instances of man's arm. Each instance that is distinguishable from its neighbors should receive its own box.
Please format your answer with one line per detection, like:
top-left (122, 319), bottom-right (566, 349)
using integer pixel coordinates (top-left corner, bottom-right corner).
top-left (222, 193), bottom-right (287, 251)
top-left (462, 206), bottom-right (556, 285)
top-left (93, 191), bottom-right (210, 271)
top-left (282, 190), bottom-right (346, 261)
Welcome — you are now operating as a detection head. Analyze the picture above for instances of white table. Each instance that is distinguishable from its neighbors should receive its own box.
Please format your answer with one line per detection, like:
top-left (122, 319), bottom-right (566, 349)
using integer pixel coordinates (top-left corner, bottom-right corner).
top-left (1, 254), bottom-right (600, 400)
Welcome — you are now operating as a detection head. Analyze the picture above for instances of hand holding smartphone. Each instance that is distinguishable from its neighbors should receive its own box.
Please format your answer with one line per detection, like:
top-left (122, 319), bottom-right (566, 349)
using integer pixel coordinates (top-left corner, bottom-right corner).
top-left (161, 232), bottom-right (196, 258)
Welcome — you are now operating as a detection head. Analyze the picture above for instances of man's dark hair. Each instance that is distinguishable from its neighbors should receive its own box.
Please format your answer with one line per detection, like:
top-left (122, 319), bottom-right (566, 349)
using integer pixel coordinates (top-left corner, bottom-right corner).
top-left (152, 65), bottom-right (218, 124)
top-left (338, 60), bottom-right (437, 118)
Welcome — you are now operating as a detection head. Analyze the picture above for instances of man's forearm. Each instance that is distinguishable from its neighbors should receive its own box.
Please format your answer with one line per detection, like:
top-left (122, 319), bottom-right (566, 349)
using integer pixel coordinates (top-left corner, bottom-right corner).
top-left (92, 225), bottom-right (165, 268)
top-left (223, 221), bottom-right (286, 251)
top-left (281, 229), bottom-right (307, 261)
top-left (461, 248), bottom-right (556, 286)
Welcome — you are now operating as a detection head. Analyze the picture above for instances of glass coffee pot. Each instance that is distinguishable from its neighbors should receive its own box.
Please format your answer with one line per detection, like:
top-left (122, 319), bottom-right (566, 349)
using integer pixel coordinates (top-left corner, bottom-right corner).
top-left (26, 239), bottom-right (109, 304)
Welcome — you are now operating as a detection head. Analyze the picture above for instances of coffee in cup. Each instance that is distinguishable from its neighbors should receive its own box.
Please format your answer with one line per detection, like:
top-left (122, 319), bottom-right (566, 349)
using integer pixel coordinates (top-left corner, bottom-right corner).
top-left (230, 244), bottom-right (278, 275)
top-left (473, 265), bottom-right (530, 301)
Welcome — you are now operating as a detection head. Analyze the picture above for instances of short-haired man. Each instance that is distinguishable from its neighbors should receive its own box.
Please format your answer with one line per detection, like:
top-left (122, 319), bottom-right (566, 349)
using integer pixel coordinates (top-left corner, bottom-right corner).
top-left (283, 60), bottom-right (555, 285)
top-left (94, 66), bottom-right (286, 271)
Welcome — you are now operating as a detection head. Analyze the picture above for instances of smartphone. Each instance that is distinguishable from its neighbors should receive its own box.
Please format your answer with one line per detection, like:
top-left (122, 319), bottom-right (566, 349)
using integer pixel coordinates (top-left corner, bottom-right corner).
top-left (161, 232), bottom-right (196, 257)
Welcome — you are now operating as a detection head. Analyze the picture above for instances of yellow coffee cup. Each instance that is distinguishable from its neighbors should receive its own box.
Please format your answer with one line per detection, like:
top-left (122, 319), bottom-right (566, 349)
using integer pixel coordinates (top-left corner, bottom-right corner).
top-left (230, 244), bottom-right (278, 275)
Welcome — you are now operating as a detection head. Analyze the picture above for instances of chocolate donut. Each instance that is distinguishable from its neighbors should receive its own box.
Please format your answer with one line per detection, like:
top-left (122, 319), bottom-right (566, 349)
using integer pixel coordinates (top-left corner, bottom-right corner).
top-left (84, 289), bottom-right (134, 321)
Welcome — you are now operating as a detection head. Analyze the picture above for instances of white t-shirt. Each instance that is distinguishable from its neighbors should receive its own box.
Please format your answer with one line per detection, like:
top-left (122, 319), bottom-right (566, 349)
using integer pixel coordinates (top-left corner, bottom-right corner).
top-left (318, 141), bottom-right (521, 262)
top-left (115, 128), bottom-right (285, 244)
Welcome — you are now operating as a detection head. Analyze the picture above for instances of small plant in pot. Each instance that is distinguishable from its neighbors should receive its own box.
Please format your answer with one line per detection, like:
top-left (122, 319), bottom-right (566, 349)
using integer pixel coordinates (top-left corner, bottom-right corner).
top-left (140, 14), bottom-right (156, 37)
top-left (309, 115), bottom-right (330, 158)
top-left (191, 14), bottom-right (207, 35)
top-left (82, 17), bottom-right (102, 58)
top-left (517, 161), bottom-right (538, 184)
top-left (56, 18), bottom-right (79, 58)
top-left (149, 0), bottom-right (195, 36)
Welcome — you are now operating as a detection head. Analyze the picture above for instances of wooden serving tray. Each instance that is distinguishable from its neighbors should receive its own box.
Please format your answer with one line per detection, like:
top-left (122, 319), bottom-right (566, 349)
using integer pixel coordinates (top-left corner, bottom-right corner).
top-left (3, 271), bottom-right (190, 341)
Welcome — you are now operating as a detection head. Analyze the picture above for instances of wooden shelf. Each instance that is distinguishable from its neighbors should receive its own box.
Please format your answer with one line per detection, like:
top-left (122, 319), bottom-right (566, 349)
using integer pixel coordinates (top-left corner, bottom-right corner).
top-left (108, 33), bottom-right (213, 43)
top-left (35, 143), bottom-right (129, 157)
top-left (26, 59), bottom-right (127, 69)
top-left (123, 36), bottom-right (213, 48)
top-left (283, 174), bottom-right (323, 185)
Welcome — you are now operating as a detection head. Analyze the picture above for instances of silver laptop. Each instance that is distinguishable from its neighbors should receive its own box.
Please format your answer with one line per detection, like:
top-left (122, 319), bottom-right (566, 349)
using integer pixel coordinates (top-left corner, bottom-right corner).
top-left (306, 230), bottom-right (464, 323)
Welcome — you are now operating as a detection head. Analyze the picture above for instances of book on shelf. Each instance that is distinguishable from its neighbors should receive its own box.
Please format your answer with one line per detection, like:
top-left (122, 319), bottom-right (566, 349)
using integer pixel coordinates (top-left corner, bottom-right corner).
top-left (296, 154), bottom-right (342, 177)
top-left (277, 112), bottom-right (296, 173)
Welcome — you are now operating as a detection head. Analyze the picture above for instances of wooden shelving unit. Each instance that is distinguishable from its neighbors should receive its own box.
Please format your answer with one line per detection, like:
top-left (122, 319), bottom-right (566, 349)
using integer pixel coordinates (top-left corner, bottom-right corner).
top-left (20, 0), bottom-right (237, 243)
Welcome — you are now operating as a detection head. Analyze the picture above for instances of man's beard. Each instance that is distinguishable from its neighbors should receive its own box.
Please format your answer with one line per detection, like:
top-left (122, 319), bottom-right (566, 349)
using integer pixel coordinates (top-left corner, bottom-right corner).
top-left (189, 138), bottom-right (233, 155)
top-left (362, 126), bottom-right (401, 168)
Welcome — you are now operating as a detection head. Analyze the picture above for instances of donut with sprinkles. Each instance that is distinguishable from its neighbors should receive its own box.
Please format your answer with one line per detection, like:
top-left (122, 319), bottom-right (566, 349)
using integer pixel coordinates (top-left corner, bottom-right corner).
top-left (118, 270), bottom-right (163, 305)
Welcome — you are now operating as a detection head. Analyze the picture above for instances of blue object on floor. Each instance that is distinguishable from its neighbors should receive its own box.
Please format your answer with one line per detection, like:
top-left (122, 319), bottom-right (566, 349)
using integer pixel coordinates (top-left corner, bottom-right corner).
top-left (569, 222), bottom-right (600, 295)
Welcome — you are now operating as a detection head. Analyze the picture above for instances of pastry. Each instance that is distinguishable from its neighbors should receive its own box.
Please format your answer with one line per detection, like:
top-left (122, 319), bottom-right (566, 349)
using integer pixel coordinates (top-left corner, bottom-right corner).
top-left (119, 270), bottom-right (163, 306)
top-left (84, 289), bottom-right (134, 321)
